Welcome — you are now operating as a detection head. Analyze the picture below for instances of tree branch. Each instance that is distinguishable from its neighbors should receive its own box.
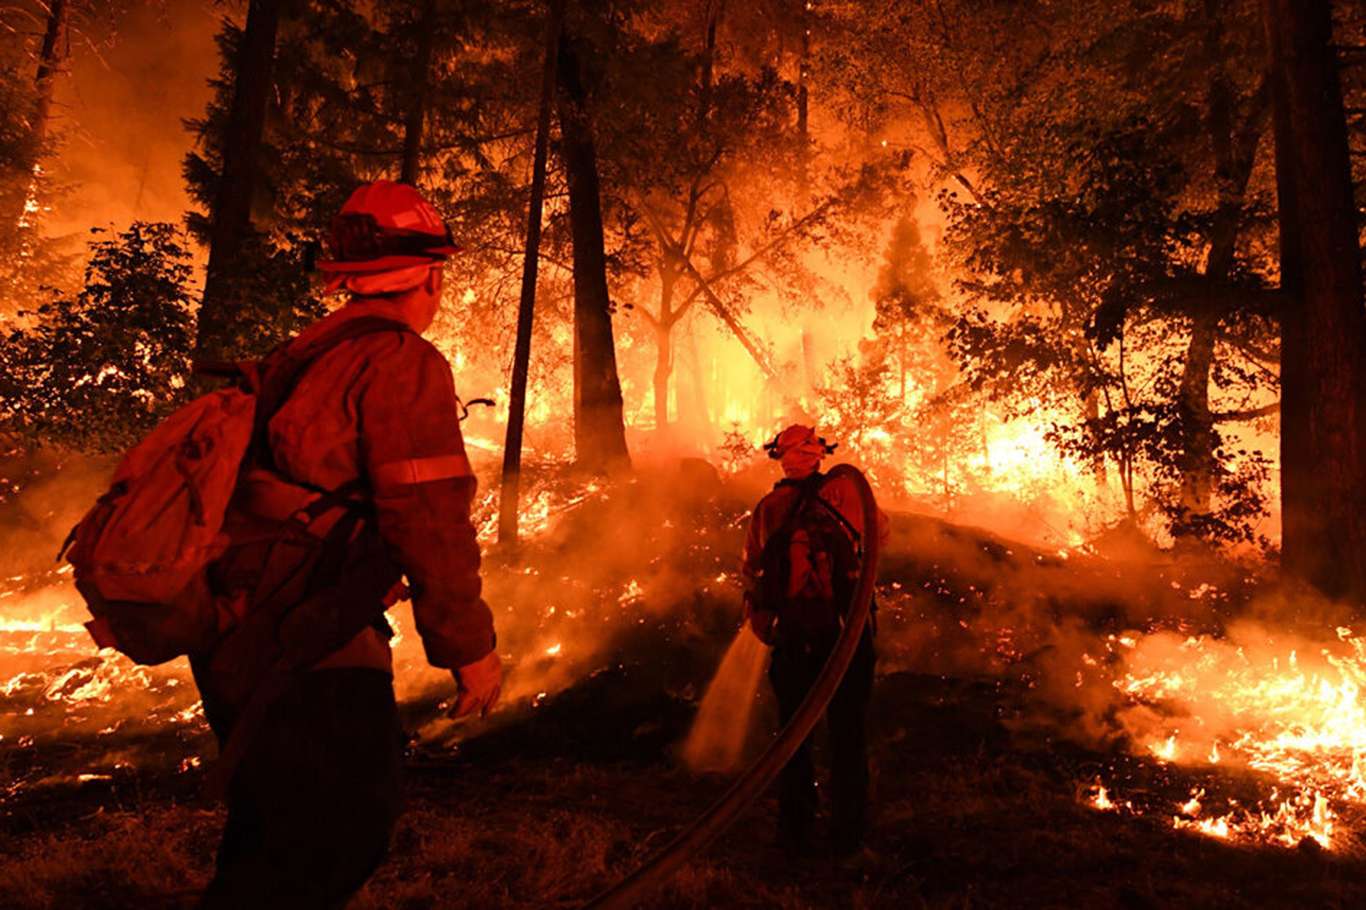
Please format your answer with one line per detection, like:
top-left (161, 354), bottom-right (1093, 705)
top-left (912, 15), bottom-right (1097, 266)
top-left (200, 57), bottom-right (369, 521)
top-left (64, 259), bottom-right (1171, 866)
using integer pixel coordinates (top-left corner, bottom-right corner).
top-left (676, 255), bottom-right (775, 378)
top-left (1213, 402), bottom-right (1279, 422)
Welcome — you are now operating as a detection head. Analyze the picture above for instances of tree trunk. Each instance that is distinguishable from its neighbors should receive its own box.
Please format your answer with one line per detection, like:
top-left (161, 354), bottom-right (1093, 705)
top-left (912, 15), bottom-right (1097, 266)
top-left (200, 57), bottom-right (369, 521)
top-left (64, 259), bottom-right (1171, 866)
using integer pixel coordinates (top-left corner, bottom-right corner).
top-left (677, 256), bottom-right (776, 379)
top-left (1, 0), bottom-right (68, 236)
top-left (1083, 391), bottom-right (1106, 483)
top-left (652, 269), bottom-right (677, 432)
top-left (1173, 2), bottom-right (1268, 542)
top-left (498, 0), bottom-right (564, 546)
top-left (1264, 0), bottom-right (1366, 600)
top-left (196, 0), bottom-right (283, 361)
top-left (796, 0), bottom-right (811, 193)
top-left (681, 325), bottom-right (712, 435)
top-left (898, 329), bottom-right (907, 400)
top-left (942, 449), bottom-right (951, 514)
top-left (29, 0), bottom-right (67, 154)
top-left (653, 320), bottom-right (673, 433)
top-left (1177, 310), bottom-right (1218, 525)
top-left (802, 325), bottom-right (819, 394)
top-left (400, 0), bottom-right (439, 185)
top-left (558, 31), bottom-right (631, 473)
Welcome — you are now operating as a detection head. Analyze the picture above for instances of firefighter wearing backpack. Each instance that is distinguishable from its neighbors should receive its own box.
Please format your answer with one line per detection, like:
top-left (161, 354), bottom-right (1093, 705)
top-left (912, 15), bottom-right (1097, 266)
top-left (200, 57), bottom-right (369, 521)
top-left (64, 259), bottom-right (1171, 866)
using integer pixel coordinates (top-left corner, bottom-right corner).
top-left (741, 424), bottom-right (889, 858)
top-left (190, 181), bottom-right (500, 907)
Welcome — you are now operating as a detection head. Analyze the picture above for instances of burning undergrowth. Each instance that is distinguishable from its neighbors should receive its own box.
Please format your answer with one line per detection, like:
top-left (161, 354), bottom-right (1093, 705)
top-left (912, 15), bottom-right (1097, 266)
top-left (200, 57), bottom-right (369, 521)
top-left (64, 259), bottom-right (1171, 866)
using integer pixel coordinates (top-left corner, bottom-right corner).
top-left (1067, 619), bottom-right (1366, 852)
top-left (1, 570), bottom-right (206, 811)
top-left (790, 506), bottom-right (1366, 855)
top-left (5, 455), bottom-right (1366, 862)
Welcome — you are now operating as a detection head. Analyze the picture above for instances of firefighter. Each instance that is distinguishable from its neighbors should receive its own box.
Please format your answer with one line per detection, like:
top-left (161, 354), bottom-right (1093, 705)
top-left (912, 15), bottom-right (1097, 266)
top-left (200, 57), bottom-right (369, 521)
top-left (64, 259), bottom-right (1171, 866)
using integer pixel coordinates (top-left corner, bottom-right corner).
top-left (194, 180), bottom-right (500, 908)
top-left (741, 424), bottom-right (888, 858)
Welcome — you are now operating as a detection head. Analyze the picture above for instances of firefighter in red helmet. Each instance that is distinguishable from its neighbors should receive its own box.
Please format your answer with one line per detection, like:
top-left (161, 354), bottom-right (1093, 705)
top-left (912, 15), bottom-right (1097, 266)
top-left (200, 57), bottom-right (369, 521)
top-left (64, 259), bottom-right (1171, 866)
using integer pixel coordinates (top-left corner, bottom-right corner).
top-left (194, 180), bottom-right (499, 908)
top-left (742, 424), bottom-right (888, 858)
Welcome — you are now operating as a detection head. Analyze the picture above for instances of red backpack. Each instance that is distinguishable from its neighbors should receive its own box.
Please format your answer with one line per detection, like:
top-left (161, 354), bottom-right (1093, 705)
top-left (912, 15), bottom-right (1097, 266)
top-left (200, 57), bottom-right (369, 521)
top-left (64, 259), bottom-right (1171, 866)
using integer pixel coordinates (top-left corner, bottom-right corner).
top-left (62, 317), bottom-right (406, 665)
top-left (756, 473), bottom-right (862, 639)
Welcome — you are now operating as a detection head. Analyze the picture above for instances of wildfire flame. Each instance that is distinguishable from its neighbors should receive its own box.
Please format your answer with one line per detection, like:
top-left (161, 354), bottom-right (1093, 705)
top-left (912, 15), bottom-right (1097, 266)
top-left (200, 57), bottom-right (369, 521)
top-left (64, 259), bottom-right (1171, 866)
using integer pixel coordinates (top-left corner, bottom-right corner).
top-left (1086, 623), bottom-right (1366, 851)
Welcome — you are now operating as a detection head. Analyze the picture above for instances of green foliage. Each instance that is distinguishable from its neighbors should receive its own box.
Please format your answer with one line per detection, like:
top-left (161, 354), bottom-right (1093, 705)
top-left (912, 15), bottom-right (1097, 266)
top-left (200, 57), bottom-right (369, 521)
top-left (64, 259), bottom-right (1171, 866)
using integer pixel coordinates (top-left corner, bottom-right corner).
top-left (0, 223), bottom-right (196, 454)
top-left (0, 62), bottom-right (40, 243)
top-left (812, 352), bottom-right (906, 492)
top-left (872, 214), bottom-right (942, 333)
top-left (197, 233), bottom-right (327, 361)
top-left (183, 0), bottom-right (553, 371)
top-left (181, 0), bottom-right (902, 413)
top-left (833, 0), bottom-right (1281, 547)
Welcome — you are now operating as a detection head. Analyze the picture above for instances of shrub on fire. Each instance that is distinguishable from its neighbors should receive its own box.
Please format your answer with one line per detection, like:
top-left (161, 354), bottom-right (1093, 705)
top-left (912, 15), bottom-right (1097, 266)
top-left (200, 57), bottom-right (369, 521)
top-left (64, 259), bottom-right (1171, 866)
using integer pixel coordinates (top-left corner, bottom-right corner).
top-left (813, 350), bottom-right (983, 513)
top-left (0, 222), bottom-right (196, 454)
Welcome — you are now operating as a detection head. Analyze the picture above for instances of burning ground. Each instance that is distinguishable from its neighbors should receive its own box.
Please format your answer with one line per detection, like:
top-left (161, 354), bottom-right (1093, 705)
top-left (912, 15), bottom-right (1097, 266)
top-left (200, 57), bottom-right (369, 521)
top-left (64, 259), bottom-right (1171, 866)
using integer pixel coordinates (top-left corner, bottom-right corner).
top-left (4, 464), bottom-right (1366, 908)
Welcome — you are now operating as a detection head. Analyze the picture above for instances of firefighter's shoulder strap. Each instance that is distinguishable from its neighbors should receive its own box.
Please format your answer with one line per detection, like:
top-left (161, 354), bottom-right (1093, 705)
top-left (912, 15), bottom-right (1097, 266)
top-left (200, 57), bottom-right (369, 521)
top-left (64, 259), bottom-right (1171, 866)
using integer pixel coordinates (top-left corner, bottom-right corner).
top-left (811, 487), bottom-right (862, 551)
top-left (770, 472), bottom-right (824, 535)
top-left (757, 474), bottom-right (826, 592)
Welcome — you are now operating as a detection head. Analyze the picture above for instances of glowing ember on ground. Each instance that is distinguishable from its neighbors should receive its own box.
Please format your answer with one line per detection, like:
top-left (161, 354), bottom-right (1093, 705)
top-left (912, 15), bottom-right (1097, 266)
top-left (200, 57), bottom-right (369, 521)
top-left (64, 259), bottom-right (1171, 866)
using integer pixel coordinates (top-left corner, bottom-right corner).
top-left (1090, 783), bottom-right (1117, 811)
top-left (619, 579), bottom-right (644, 605)
top-left (1083, 624), bottom-right (1366, 851)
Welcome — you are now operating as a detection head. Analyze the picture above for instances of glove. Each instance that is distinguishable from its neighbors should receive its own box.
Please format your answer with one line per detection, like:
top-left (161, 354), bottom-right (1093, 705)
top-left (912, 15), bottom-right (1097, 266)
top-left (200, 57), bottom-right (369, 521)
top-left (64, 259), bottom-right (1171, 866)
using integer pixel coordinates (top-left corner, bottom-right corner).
top-left (448, 650), bottom-right (502, 719)
top-left (749, 609), bottom-right (778, 646)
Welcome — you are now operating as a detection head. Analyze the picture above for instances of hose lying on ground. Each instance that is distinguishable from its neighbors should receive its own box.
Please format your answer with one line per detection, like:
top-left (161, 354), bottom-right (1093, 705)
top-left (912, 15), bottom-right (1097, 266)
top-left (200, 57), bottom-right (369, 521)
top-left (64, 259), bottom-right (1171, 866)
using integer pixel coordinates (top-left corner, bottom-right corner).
top-left (585, 464), bottom-right (882, 909)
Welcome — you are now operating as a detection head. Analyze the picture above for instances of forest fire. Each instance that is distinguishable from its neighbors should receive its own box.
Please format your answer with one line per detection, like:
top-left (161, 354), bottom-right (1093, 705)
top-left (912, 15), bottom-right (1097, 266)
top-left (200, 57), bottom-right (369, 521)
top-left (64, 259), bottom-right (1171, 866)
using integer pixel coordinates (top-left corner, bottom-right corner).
top-left (5, 0), bottom-right (1366, 906)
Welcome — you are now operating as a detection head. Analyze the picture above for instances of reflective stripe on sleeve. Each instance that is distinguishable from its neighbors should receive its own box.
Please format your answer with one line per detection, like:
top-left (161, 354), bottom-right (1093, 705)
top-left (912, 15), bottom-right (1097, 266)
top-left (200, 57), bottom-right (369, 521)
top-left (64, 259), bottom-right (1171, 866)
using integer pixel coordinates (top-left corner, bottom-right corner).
top-left (372, 453), bottom-right (474, 489)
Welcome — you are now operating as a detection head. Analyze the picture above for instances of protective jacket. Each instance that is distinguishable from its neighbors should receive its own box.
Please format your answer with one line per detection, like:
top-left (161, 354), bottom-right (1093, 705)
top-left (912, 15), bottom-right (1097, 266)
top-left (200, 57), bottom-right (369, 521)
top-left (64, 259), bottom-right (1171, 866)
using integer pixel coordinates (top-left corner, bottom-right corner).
top-left (218, 300), bottom-right (495, 679)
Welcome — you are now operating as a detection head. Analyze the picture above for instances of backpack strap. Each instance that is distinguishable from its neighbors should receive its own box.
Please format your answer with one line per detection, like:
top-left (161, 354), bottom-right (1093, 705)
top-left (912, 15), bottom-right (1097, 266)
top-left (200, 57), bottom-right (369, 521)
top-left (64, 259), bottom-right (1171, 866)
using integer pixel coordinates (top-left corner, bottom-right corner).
top-left (768, 473), bottom-right (826, 544)
top-left (772, 473), bottom-right (863, 557)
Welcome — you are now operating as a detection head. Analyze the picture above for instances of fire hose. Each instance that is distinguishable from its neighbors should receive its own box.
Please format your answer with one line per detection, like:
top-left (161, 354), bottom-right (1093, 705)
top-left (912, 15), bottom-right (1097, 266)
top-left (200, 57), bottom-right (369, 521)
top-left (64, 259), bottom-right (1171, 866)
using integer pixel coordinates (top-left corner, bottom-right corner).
top-left (585, 464), bottom-right (881, 909)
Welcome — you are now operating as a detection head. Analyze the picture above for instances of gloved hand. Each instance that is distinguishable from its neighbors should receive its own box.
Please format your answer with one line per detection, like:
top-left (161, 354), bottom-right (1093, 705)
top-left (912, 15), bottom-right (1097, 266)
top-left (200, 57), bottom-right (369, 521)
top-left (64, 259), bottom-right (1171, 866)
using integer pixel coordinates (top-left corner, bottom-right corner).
top-left (749, 609), bottom-right (778, 645)
top-left (449, 650), bottom-right (502, 719)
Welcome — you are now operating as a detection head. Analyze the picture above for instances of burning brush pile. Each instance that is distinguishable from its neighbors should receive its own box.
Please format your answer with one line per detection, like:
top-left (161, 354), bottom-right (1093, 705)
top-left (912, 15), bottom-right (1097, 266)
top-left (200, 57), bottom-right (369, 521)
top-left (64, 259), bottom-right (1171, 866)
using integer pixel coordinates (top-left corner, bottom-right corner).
top-left (858, 515), bottom-right (1366, 856)
top-left (1, 574), bottom-right (207, 822)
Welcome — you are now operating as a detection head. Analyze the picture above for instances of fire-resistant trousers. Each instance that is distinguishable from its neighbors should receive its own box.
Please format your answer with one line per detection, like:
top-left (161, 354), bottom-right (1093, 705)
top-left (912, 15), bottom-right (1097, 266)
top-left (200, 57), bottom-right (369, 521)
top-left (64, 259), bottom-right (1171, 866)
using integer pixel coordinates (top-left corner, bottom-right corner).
top-left (197, 668), bottom-right (403, 910)
top-left (768, 623), bottom-right (875, 854)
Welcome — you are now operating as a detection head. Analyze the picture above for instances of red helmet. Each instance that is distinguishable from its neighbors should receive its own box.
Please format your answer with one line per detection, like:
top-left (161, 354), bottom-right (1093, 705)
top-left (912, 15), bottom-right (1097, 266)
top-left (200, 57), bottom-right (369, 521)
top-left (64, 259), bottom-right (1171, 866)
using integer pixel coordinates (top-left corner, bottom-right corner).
top-left (317, 180), bottom-right (460, 274)
top-left (764, 424), bottom-right (837, 459)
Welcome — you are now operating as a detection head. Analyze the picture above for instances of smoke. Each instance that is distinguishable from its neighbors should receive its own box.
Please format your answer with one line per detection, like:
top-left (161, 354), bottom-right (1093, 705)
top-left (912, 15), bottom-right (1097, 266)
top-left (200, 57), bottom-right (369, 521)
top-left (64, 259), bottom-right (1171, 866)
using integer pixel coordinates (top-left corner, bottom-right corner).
top-left (47, 2), bottom-right (219, 240)
top-left (0, 450), bottom-right (113, 579)
top-left (863, 501), bottom-right (1284, 748)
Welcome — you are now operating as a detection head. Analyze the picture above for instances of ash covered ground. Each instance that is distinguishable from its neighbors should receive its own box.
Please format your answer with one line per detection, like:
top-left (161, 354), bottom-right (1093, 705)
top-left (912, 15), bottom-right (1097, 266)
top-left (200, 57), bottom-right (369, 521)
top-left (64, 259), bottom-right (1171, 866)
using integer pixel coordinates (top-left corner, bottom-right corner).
top-left (4, 465), bottom-right (1366, 909)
